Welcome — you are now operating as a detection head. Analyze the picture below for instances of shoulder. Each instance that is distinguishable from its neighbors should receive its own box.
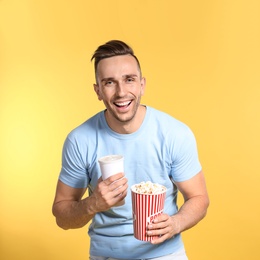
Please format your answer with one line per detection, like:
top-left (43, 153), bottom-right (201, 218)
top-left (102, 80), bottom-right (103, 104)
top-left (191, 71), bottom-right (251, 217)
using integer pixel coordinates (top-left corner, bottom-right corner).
top-left (147, 106), bottom-right (191, 133)
top-left (67, 111), bottom-right (103, 139)
top-left (63, 111), bottom-right (104, 149)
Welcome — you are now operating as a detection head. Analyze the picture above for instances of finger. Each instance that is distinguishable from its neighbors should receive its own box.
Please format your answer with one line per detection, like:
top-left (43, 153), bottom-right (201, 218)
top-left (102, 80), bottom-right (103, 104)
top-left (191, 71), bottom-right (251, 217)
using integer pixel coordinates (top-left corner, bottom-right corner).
top-left (103, 173), bottom-right (125, 185)
top-left (109, 177), bottom-right (128, 191)
top-left (146, 226), bottom-right (169, 242)
top-left (150, 234), bottom-right (167, 245)
top-left (111, 182), bottom-right (128, 198)
top-left (152, 213), bottom-right (169, 223)
top-left (147, 223), bottom-right (168, 235)
top-left (148, 218), bottom-right (169, 231)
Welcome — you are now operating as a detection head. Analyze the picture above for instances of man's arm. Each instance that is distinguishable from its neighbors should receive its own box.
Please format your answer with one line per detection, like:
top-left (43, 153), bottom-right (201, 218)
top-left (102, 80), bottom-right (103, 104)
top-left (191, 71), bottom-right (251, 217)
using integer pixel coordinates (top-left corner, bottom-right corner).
top-left (147, 170), bottom-right (209, 244)
top-left (52, 173), bottom-right (128, 230)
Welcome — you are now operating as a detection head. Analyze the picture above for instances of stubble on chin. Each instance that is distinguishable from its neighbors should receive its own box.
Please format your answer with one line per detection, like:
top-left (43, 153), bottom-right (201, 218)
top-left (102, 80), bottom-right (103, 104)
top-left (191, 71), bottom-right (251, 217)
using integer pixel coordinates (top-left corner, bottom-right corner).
top-left (106, 98), bottom-right (142, 124)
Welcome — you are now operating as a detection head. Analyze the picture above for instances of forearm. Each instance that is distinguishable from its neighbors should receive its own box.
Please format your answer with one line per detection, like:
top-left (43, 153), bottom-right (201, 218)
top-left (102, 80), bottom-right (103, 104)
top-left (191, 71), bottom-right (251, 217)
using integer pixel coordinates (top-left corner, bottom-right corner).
top-left (52, 195), bottom-right (97, 230)
top-left (172, 194), bottom-right (209, 234)
top-left (148, 172), bottom-right (209, 244)
top-left (52, 174), bottom-right (128, 230)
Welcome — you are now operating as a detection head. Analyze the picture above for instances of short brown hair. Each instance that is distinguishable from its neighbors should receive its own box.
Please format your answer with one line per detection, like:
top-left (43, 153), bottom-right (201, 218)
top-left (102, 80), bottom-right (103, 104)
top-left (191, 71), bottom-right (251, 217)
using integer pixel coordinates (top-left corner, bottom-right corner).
top-left (91, 40), bottom-right (142, 81)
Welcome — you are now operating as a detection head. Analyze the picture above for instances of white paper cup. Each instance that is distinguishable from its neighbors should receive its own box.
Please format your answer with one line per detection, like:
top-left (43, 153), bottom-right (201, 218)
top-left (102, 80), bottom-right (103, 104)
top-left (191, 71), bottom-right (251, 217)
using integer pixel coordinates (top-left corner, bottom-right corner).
top-left (98, 155), bottom-right (125, 206)
top-left (131, 184), bottom-right (167, 241)
top-left (98, 155), bottom-right (124, 180)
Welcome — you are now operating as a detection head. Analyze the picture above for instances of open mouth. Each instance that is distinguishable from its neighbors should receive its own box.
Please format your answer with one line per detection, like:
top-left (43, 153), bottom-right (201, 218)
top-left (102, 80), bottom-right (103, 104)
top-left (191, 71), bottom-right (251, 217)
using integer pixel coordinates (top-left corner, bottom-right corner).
top-left (114, 101), bottom-right (132, 108)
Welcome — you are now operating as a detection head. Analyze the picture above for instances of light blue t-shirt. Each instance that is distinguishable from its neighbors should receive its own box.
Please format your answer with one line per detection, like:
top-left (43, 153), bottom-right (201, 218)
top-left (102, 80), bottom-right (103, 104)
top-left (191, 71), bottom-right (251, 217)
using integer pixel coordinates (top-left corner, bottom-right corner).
top-left (59, 106), bottom-right (202, 259)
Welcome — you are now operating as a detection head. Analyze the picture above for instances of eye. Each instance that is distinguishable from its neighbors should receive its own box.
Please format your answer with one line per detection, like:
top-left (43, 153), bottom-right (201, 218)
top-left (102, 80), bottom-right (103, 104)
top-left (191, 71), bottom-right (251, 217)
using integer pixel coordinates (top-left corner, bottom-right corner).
top-left (126, 77), bottom-right (135, 83)
top-left (105, 80), bottom-right (114, 86)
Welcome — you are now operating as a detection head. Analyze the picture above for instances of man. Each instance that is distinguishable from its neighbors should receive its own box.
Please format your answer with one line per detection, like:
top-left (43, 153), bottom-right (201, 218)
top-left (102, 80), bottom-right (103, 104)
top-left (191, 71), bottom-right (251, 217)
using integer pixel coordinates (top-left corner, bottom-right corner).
top-left (52, 40), bottom-right (209, 260)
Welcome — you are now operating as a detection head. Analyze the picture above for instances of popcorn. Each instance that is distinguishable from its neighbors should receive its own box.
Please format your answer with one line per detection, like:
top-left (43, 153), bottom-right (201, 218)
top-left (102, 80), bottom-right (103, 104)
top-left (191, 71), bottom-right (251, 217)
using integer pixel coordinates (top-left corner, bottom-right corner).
top-left (132, 181), bottom-right (166, 195)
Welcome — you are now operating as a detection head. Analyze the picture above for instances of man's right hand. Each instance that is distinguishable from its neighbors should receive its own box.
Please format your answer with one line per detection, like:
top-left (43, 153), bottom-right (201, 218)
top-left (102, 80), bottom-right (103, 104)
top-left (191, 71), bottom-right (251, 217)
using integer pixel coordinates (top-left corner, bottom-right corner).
top-left (90, 173), bottom-right (128, 212)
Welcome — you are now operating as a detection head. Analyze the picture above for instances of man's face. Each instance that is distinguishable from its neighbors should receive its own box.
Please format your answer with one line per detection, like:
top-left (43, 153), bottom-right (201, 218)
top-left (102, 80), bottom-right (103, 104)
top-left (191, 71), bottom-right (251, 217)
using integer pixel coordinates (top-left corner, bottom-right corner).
top-left (94, 55), bottom-right (146, 126)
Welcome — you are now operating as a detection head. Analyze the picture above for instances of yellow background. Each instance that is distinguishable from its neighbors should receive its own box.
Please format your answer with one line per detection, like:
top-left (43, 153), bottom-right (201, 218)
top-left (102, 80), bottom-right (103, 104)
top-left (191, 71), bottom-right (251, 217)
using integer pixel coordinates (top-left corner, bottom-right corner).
top-left (1, 0), bottom-right (260, 259)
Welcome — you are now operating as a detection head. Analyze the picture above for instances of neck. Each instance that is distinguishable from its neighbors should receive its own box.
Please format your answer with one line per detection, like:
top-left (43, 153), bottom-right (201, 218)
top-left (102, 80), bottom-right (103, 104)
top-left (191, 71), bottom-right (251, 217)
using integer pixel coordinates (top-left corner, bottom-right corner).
top-left (105, 105), bottom-right (146, 134)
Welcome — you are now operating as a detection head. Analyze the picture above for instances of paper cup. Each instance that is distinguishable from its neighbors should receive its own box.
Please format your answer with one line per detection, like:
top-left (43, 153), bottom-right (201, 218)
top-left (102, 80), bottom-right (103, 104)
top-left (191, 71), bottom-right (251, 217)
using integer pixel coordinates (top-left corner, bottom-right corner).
top-left (131, 185), bottom-right (166, 241)
top-left (98, 155), bottom-right (125, 206)
top-left (98, 155), bottom-right (124, 180)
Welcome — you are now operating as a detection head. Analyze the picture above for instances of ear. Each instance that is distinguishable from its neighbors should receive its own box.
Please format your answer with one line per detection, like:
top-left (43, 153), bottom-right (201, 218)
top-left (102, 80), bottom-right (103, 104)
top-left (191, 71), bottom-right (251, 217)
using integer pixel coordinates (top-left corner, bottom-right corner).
top-left (94, 84), bottom-right (102, 101)
top-left (140, 77), bottom-right (146, 96)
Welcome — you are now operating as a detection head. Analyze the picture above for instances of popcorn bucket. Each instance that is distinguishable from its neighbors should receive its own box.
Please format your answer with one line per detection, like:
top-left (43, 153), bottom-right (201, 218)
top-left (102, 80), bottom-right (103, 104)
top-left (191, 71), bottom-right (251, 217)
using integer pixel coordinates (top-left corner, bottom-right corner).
top-left (131, 184), bottom-right (166, 241)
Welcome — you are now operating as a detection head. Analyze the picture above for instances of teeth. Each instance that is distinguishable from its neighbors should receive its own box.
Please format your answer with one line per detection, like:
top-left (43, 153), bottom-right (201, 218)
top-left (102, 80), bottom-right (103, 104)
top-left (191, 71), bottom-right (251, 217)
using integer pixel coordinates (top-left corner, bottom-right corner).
top-left (115, 101), bottom-right (130, 107)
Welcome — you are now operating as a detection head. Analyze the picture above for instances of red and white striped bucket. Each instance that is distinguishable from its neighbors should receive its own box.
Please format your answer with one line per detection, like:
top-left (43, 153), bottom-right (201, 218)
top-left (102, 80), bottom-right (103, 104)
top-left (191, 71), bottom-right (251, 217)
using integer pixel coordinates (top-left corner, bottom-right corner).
top-left (131, 186), bottom-right (166, 241)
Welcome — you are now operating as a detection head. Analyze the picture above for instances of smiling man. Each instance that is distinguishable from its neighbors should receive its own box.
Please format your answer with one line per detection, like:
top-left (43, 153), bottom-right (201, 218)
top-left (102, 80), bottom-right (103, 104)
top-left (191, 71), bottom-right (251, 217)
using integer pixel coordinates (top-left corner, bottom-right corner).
top-left (94, 54), bottom-right (146, 133)
top-left (52, 40), bottom-right (209, 260)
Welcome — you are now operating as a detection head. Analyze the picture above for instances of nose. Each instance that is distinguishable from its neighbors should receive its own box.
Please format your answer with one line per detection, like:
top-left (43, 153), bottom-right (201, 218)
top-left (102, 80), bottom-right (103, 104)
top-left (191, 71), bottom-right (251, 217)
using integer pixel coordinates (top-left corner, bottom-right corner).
top-left (116, 81), bottom-right (126, 97)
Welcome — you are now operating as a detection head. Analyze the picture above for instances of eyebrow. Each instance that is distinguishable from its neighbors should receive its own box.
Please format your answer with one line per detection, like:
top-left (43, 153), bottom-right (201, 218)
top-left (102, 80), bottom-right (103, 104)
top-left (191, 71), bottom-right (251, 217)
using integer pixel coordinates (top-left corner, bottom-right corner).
top-left (101, 74), bottom-right (139, 83)
top-left (101, 77), bottom-right (114, 83)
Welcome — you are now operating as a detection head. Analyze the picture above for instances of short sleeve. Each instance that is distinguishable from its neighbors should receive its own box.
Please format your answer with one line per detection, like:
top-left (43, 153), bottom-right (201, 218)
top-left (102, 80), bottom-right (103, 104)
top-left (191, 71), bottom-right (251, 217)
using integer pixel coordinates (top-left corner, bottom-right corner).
top-left (59, 136), bottom-right (89, 188)
top-left (170, 126), bottom-right (202, 182)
